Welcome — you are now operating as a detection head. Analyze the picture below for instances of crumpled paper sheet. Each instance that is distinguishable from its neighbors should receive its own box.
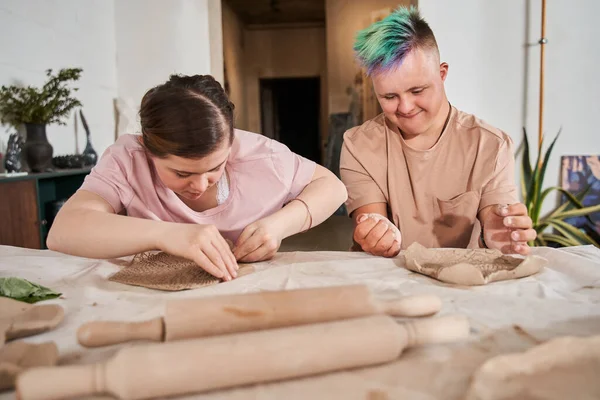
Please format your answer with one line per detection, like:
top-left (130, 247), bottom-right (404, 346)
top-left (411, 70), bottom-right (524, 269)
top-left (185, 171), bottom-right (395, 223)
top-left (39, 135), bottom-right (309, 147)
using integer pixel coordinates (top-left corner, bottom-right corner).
top-left (404, 242), bottom-right (548, 285)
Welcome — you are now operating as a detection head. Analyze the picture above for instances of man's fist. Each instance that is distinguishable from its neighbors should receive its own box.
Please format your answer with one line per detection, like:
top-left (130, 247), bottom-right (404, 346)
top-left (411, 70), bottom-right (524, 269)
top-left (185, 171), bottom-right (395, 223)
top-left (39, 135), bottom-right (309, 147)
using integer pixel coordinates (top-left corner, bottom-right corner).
top-left (353, 213), bottom-right (401, 258)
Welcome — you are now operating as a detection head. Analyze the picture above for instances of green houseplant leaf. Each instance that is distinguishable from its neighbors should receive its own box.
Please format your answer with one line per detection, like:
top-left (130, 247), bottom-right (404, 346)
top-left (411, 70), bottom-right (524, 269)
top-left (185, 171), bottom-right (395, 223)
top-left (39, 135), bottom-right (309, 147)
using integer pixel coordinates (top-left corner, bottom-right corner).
top-left (540, 233), bottom-right (580, 247)
top-left (554, 203), bottom-right (600, 220)
top-left (0, 68), bottom-right (83, 127)
top-left (545, 219), bottom-right (600, 247)
top-left (519, 129), bottom-right (599, 248)
top-left (520, 127), bottom-right (533, 200)
top-left (531, 131), bottom-right (561, 222)
top-left (0, 277), bottom-right (61, 304)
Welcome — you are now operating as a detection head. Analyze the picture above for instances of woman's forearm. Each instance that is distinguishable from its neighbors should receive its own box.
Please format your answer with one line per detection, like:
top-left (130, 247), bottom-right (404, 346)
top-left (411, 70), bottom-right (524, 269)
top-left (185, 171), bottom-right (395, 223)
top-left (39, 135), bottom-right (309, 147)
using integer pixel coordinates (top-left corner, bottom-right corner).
top-left (275, 169), bottom-right (348, 239)
top-left (47, 208), bottom-right (167, 259)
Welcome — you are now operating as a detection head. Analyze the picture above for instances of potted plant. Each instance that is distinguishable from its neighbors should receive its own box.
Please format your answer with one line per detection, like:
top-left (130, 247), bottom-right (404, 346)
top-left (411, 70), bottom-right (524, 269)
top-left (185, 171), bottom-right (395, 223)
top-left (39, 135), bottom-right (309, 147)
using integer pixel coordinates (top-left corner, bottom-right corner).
top-left (0, 68), bottom-right (82, 172)
top-left (519, 129), bottom-right (600, 247)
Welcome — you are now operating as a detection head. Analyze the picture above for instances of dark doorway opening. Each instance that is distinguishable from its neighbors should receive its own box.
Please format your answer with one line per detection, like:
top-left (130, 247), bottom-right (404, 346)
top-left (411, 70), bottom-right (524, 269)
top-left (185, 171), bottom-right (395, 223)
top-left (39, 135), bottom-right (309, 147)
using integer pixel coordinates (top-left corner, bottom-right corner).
top-left (260, 77), bottom-right (321, 163)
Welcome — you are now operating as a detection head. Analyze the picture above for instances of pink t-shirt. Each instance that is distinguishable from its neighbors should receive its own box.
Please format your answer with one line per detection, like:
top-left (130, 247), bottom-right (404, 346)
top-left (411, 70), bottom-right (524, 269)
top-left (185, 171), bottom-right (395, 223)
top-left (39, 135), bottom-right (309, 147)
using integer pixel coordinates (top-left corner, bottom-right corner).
top-left (79, 129), bottom-right (317, 242)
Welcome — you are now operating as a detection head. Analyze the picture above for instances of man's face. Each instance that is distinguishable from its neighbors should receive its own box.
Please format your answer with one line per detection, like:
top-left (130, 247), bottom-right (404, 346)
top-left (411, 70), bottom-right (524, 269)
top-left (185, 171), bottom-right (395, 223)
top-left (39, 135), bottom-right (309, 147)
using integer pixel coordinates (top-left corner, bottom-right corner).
top-left (372, 48), bottom-right (448, 137)
top-left (151, 140), bottom-right (230, 201)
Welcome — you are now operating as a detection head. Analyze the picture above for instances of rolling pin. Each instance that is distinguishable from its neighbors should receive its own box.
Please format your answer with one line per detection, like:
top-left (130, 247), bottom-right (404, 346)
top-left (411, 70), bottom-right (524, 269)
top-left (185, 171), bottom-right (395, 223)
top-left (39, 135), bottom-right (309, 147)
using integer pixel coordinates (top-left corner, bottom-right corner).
top-left (77, 284), bottom-right (443, 347)
top-left (17, 314), bottom-right (469, 400)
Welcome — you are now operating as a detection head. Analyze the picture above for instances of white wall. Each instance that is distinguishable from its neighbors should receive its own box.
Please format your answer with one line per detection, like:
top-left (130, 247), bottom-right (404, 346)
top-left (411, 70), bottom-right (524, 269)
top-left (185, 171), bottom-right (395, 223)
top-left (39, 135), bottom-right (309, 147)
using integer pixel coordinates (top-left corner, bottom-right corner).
top-left (0, 0), bottom-right (223, 161)
top-left (207, 0), bottom-right (224, 85)
top-left (418, 0), bottom-right (600, 210)
top-left (115, 0), bottom-right (220, 136)
top-left (0, 0), bottom-right (118, 158)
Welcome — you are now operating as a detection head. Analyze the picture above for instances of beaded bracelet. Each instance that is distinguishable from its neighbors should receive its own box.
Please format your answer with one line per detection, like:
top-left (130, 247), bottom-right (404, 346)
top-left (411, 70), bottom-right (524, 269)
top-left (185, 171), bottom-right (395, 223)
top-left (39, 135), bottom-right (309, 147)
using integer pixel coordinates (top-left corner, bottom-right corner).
top-left (292, 198), bottom-right (313, 233)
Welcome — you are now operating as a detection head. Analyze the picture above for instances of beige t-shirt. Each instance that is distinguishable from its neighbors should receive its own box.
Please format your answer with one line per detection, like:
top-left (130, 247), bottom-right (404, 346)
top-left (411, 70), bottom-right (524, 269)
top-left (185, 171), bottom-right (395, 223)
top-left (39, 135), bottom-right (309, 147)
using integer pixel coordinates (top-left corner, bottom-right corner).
top-left (340, 106), bottom-right (518, 249)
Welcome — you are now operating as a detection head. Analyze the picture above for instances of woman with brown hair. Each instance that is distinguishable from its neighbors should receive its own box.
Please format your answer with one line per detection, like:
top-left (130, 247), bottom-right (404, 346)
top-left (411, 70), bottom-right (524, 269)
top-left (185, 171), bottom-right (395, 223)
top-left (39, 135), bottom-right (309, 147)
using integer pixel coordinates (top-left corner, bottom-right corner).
top-left (47, 74), bottom-right (347, 281)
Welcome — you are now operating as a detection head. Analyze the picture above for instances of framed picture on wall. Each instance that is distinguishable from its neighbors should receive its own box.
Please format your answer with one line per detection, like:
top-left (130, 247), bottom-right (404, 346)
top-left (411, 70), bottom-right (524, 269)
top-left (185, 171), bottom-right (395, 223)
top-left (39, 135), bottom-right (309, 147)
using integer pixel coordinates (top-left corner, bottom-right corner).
top-left (560, 155), bottom-right (600, 239)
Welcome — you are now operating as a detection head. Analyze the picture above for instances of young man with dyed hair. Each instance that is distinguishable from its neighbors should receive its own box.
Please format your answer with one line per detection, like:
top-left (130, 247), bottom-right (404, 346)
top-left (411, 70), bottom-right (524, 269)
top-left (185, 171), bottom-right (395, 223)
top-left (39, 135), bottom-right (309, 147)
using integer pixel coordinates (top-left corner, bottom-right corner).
top-left (340, 6), bottom-right (536, 257)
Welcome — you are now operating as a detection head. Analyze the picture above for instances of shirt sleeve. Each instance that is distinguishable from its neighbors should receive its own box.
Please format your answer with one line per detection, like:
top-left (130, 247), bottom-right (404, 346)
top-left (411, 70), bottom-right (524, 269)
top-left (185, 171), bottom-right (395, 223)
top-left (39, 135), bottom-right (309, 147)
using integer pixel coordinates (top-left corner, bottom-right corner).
top-left (270, 140), bottom-right (317, 202)
top-left (78, 143), bottom-right (135, 214)
top-left (479, 134), bottom-right (519, 211)
top-left (339, 141), bottom-right (387, 215)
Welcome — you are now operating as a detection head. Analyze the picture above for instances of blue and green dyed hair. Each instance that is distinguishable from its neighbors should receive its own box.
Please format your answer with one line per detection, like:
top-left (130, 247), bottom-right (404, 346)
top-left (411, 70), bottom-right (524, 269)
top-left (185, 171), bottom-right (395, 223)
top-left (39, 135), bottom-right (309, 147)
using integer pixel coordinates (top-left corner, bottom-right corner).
top-left (354, 6), bottom-right (438, 76)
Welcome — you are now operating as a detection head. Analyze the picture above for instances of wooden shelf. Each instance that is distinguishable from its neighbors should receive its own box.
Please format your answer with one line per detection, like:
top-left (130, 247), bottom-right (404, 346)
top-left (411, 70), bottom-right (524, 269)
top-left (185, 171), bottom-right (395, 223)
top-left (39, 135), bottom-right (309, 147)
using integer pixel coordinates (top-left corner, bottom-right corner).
top-left (0, 168), bottom-right (92, 249)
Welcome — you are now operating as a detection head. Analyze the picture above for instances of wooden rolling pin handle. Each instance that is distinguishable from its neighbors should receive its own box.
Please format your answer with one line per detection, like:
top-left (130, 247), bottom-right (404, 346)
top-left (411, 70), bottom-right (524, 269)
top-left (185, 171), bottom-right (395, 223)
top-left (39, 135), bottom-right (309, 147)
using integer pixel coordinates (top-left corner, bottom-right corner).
top-left (376, 294), bottom-right (442, 317)
top-left (403, 314), bottom-right (470, 347)
top-left (77, 317), bottom-right (164, 347)
top-left (16, 364), bottom-right (102, 400)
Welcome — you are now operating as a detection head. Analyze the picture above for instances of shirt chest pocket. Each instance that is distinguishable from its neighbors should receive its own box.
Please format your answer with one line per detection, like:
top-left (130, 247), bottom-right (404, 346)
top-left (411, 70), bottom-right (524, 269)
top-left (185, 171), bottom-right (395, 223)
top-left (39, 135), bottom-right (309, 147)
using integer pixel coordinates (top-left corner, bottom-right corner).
top-left (433, 191), bottom-right (480, 247)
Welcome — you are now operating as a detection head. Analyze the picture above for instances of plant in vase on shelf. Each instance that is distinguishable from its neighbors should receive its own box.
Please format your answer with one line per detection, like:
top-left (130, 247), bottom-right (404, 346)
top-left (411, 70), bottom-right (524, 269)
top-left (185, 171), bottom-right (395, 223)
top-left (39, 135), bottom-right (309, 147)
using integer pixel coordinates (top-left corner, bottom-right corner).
top-left (0, 68), bottom-right (82, 172)
top-left (519, 129), bottom-right (600, 248)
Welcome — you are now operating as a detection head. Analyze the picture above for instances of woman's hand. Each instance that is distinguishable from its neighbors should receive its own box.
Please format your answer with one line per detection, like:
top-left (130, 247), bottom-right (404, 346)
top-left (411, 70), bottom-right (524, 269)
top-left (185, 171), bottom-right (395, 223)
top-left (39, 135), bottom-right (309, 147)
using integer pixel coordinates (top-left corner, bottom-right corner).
top-left (159, 223), bottom-right (238, 280)
top-left (233, 216), bottom-right (287, 263)
top-left (232, 164), bottom-right (348, 264)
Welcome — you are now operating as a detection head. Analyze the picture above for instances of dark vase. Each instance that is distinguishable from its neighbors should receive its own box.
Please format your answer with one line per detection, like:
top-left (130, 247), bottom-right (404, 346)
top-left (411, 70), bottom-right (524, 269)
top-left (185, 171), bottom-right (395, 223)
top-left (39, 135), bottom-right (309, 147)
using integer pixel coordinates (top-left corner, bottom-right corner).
top-left (24, 123), bottom-right (53, 172)
top-left (79, 110), bottom-right (98, 166)
top-left (82, 136), bottom-right (97, 166)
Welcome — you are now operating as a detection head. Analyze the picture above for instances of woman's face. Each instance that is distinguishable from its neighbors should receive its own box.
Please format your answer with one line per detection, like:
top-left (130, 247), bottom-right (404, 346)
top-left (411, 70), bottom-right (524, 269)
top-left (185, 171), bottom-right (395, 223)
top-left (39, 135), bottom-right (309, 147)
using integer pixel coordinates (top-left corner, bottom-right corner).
top-left (152, 139), bottom-right (231, 201)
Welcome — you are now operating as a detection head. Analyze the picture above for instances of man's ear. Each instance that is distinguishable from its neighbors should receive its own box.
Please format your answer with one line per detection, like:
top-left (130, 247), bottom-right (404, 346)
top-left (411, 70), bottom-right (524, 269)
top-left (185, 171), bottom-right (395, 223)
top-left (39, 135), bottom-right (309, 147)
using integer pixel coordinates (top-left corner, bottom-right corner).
top-left (440, 62), bottom-right (449, 82)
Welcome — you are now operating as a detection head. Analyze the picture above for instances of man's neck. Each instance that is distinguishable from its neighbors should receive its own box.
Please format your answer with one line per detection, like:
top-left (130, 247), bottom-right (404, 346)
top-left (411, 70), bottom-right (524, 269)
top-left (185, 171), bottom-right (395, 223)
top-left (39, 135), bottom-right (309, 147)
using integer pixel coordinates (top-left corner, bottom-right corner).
top-left (403, 101), bottom-right (451, 151)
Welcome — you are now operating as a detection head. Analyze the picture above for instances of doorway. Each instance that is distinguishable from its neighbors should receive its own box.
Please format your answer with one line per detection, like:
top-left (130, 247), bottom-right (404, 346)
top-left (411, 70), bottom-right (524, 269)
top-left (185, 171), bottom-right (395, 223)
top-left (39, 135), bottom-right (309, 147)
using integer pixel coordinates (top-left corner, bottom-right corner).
top-left (260, 77), bottom-right (321, 163)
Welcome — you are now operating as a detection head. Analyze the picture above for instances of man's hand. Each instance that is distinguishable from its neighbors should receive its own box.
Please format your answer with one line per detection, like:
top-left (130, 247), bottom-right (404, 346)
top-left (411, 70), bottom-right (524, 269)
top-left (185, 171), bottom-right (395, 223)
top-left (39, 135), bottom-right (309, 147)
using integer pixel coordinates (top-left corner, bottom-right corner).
top-left (479, 203), bottom-right (537, 255)
top-left (353, 213), bottom-right (401, 258)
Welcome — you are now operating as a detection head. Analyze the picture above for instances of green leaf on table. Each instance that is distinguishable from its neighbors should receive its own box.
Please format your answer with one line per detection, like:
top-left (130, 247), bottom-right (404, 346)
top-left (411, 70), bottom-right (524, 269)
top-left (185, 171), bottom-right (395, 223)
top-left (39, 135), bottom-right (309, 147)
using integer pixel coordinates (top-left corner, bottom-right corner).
top-left (0, 277), bottom-right (61, 304)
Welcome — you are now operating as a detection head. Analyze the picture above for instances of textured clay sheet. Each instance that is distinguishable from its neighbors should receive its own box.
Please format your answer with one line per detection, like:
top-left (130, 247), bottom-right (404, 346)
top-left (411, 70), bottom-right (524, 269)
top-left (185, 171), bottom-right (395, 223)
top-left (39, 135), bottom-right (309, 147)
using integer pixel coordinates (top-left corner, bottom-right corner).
top-left (404, 242), bottom-right (547, 285)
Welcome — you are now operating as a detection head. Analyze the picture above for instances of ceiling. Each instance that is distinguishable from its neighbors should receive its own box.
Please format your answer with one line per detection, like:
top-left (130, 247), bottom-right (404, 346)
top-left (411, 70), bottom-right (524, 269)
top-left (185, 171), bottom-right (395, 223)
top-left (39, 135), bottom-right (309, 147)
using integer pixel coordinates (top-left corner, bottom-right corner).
top-left (225, 0), bottom-right (325, 26)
